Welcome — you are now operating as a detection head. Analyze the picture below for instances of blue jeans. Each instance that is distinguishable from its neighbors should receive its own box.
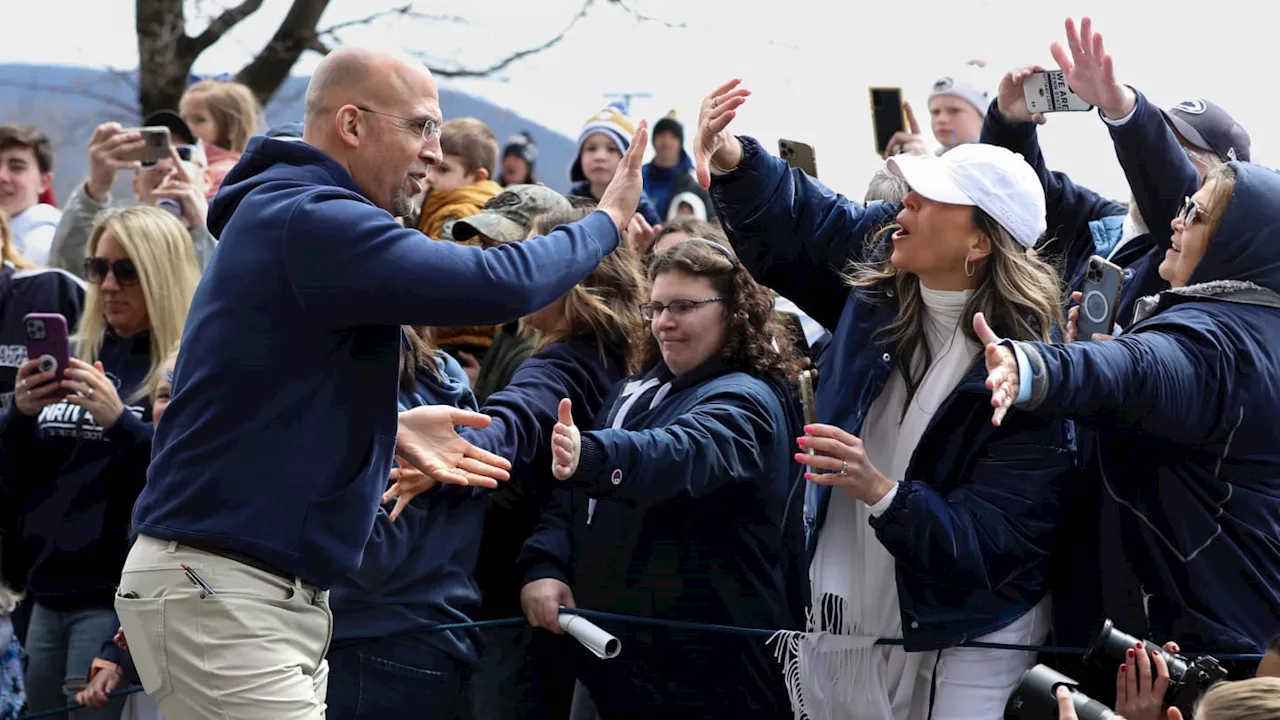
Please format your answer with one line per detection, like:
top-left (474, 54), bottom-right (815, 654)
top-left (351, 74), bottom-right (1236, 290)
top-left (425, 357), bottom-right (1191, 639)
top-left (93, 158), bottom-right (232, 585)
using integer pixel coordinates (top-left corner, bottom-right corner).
top-left (24, 602), bottom-right (124, 720)
top-left (326, 638), bottom-right (465, 720)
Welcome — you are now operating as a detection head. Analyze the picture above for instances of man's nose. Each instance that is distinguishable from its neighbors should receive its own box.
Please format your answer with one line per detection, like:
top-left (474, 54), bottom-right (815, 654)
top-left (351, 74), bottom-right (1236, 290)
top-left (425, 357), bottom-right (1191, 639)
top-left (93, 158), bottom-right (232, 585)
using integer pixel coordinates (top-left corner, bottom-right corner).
top-left (420, 136), bottom-right (442, 166)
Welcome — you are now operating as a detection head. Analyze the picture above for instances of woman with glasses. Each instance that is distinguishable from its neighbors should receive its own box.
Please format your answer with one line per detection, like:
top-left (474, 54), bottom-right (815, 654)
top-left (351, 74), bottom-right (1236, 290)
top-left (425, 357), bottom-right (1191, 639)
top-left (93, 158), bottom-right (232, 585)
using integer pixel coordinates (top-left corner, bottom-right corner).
top-left (517, 238), bottom-right (807, 719)
top-left (2, 206), bottom-right (199, 720)
top-left (983, 162), bottom-right (1280, 676)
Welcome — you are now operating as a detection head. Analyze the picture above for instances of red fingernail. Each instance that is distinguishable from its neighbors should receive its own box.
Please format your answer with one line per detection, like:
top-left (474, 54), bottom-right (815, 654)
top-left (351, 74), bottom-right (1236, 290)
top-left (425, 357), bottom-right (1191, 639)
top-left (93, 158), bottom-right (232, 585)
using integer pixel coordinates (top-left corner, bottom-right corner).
top-left (794, 453), bottom-right (807, 462)
top-left (1126, 649), bottom-right (1134, 658)
top-left (803, 425), bottom-right (814, 433)
top-left (1120, 665), bottom-right (1127, 673)
top-left (804, 472), bottom-right (813, 480)
top-left (1135, 641), bottom-right (1143, 650)
top-left (796, 437), bottom-right (807, 447)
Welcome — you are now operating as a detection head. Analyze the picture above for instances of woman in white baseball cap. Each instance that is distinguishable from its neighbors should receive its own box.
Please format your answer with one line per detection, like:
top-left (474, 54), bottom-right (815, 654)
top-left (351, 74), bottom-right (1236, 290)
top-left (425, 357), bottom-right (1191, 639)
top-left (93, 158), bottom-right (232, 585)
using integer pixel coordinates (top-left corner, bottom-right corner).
top-left (693, 79), bottom-right (1072, 719)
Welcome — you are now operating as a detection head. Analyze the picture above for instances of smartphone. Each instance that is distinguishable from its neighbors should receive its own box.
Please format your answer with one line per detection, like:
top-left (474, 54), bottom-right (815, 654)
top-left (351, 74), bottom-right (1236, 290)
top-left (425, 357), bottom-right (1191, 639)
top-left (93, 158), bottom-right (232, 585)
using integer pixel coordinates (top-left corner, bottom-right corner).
top-left (870, 87), bottom-right (907, 156)
top-left (1023, 71), bottom-right (1094, 113)
top-left (119, 126), bottom-right (172, 167)
top-left (23, 313), bottom-right (71, 399)
top-left (798, 370), bottom-right (817, 454)
top-left (778, 139), bottom-right (818, 178)
top-left (1078, 256), bottom-right (1124, 340)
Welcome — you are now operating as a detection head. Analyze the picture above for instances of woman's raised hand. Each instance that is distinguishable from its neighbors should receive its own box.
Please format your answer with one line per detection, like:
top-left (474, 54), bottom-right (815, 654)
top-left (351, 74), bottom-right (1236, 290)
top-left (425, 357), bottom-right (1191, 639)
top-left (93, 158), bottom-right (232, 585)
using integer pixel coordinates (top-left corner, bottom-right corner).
top-left (694, 79), bottom-right (751, 189)
top-left (1050, 17), bottom-right (1135, 120)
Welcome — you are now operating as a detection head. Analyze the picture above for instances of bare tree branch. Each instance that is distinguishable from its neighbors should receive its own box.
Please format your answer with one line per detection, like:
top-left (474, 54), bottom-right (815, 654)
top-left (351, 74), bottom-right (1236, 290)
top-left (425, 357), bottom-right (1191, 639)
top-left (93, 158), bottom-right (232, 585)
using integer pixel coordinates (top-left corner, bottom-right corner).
top-left (0, 79), bottom-right (140, 117)
top-left (609, 0), bottom-right (685, 28)
top-left (314, 3), bottom-right (471, 38)
top-left (417, 0), bottom-right (595, 78)
top-left (235, 0), bottom-right (334, 107)
top-left (183, 0), bottom-right (266, 58)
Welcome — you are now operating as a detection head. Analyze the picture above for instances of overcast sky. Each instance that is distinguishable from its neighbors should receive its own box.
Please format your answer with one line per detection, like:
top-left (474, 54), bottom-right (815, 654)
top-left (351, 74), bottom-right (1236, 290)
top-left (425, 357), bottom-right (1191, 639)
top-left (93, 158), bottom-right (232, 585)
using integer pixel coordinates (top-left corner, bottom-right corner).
top-left (3, 0), bottom-right (1270, 199)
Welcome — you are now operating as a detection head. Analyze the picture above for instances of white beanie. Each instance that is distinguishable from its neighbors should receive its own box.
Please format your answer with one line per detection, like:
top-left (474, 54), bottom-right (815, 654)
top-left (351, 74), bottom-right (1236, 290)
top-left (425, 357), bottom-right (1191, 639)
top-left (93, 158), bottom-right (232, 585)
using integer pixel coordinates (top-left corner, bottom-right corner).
top-left (928, 62), bottom-right (991, 114)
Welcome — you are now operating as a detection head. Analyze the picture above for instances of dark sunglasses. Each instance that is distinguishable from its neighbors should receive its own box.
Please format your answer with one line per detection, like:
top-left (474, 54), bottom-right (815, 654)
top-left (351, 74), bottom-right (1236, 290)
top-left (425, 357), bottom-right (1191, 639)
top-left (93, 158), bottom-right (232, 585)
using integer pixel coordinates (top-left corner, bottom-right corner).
top-left (84, 257), bottom-right (140, 286)
top-left (1178, 196), bottom-right (1211, 227)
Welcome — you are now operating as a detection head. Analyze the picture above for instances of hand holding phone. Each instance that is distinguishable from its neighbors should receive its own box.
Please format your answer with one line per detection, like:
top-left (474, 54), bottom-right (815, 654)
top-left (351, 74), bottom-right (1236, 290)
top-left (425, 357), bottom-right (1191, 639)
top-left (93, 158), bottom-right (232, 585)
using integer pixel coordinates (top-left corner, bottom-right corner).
top-left (1022, 70), bottom-right (1093, 114)
top-left (798, 370), bottom-right (817, 454)
top-left (1074, 256), bottom-right (1124, 341)
top-left (118, 126), bottom-right (172, 167)
top-left (17, 313), bottom-right (71, 414)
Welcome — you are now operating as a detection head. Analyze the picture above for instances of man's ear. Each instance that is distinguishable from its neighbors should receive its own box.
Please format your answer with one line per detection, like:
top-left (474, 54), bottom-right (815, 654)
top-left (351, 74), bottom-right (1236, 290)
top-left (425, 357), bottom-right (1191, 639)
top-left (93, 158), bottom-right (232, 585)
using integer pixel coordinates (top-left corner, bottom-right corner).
top-left (335, 106), bottom-right (363, 149)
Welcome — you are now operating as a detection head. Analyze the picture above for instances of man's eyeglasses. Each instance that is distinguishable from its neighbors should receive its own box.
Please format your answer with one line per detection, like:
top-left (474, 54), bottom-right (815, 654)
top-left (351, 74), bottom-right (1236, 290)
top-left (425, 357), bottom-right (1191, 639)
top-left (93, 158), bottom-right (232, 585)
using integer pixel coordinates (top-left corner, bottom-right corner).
top-left (84, 257), bottom-right (140, 286)
top-left (640, 298), bottom-right (724, 321)
top-left (356, 106), bottom-right (441, 143)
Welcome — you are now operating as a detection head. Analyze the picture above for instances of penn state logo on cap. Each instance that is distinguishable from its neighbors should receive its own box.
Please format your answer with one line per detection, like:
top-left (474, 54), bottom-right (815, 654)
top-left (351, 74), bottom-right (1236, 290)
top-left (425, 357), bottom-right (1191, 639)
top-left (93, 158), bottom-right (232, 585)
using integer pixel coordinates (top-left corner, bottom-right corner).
top-left (933, 77), bottom-right (954, 92)
top-left (1174, 100), bottom-right (1208, 115)
top-left (1227, 147), bottom-right (1238, 162)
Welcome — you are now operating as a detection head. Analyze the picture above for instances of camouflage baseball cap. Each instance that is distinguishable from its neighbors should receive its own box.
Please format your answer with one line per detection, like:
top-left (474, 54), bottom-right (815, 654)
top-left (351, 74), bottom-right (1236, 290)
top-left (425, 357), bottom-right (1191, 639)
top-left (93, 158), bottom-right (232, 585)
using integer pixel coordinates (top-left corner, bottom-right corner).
top-left (452, 184), bottom-right (572, 244)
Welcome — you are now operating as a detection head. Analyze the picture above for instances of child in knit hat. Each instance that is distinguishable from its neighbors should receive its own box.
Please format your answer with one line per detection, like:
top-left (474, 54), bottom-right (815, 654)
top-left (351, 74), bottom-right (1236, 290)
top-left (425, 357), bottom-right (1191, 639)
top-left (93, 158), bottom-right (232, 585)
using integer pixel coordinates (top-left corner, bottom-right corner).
top-left (498, 131), bottom-right (538, 186)
top-left (926, 60), bottom-right (992, 152)
top-left (569, 107), bottom-right (662, 226)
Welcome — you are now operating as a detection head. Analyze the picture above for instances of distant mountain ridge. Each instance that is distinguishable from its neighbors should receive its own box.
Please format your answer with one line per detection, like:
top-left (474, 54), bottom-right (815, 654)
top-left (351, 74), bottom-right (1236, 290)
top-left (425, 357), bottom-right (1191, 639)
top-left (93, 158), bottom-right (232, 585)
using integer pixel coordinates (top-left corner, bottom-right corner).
top-left (0, 63), bottom-right (575, 204)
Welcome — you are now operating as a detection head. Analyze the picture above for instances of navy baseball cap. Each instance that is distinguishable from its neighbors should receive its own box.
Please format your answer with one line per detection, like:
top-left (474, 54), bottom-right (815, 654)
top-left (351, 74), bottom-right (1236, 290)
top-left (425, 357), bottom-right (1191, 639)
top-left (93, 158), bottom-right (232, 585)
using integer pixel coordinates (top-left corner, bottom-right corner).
top-left (1163, 99), bottom-right (1250, 163)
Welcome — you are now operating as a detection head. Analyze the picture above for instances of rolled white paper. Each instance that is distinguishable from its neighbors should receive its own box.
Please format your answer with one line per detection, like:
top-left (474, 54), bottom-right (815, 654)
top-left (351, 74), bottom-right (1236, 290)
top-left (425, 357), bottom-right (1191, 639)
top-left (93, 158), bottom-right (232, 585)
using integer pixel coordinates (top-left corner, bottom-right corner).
top-left (558, 612), bottom-right (621, 659)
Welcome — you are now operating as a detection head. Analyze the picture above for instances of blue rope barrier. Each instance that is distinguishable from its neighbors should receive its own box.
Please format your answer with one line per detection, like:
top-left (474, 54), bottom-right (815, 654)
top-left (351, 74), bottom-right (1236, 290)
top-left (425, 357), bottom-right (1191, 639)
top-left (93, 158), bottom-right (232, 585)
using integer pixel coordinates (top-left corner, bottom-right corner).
top-left (15, 609), bottom-right (1263, 719)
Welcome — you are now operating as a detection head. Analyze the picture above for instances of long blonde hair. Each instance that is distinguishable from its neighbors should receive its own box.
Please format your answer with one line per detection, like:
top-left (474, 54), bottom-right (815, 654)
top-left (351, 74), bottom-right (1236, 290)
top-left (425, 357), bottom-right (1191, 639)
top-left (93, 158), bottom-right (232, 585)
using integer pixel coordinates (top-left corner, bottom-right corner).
top-left (0, 211), bottom-right (34, 269)
top-left (184, 79), bottom-right (264, 153)
top-left (1195, 677), bottom-right (1280, 720)
top-left (530, 207), bottom-right (649, 375)
top-left (75, 207), bottom-right (201, 402)
top-left (846, 208), bottom-right (1063, 416)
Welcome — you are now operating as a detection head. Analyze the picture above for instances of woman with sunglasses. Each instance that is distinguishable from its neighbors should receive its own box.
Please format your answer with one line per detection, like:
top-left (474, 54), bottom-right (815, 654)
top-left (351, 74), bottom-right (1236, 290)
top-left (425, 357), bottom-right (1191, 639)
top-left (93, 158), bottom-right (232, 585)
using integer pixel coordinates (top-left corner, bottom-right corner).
top-left (2, 206), bottom-right (199, 720)
top-left (982, 162), bottom-right (1280, 675)
top-left (693, 79), bottom-right (1073, 719)
top-left (518, 238), bottom-right (806, 719)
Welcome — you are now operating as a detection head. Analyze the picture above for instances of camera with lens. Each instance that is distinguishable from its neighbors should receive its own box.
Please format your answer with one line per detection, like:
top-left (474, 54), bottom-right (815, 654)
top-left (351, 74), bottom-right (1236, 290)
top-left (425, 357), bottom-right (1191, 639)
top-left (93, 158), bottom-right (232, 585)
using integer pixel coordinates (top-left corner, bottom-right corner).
top-left (1086, 619), bottom-right (1228, 716)
top-left (1005, 665), bottom-right (1120, 720)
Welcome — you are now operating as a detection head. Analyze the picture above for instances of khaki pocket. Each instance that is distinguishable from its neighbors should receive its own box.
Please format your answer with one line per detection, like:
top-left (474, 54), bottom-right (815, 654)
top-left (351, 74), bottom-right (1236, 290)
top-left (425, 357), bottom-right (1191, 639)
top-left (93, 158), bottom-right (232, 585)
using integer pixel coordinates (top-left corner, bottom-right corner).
top-left (114, 594), bottom-right (173, 702)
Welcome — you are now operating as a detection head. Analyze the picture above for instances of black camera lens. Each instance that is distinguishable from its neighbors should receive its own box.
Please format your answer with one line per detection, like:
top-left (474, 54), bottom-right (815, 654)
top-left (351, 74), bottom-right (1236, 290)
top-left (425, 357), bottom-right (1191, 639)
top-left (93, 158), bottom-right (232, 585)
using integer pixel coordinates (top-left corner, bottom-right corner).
top-left (1087, 619), bottom-right (1188, 679)
top-left (1005, 665), bottom-right (1121, 720)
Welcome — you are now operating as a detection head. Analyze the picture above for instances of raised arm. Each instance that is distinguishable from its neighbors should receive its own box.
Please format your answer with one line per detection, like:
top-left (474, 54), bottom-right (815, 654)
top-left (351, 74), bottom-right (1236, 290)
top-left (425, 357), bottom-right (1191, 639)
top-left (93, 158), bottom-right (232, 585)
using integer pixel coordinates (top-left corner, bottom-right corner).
top-left (693, 80), bottom-right (899, 330)
top-left (982, 66), bottom-right (1127, 281)
top-left (1050, 17), bottom-right (1199, 252)
top-left (287, 123), bottom-right (650, 331)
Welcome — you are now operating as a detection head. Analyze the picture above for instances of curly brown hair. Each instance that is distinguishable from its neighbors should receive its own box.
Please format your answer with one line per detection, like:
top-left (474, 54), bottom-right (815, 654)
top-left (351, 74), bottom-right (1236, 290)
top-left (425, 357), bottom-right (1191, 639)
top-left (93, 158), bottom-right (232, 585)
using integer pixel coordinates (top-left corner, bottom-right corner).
top-left (637, 240), bottom-right (799, 381)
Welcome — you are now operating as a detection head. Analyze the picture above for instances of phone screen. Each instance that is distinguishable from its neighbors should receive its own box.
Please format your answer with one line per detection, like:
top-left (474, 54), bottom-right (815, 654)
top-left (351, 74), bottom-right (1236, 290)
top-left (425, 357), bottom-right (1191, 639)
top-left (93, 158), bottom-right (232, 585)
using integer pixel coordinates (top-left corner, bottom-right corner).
top-left (871, 88), bottom-right (906, 155)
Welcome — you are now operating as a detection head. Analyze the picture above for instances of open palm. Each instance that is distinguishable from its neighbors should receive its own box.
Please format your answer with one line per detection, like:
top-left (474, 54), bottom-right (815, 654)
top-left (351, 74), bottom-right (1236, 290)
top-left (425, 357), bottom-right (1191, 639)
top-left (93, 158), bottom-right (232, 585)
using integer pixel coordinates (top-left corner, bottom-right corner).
top-left (385, 406), bottom-right (513, 520)
top-left (1050, 17), bottom-right (1132, 118)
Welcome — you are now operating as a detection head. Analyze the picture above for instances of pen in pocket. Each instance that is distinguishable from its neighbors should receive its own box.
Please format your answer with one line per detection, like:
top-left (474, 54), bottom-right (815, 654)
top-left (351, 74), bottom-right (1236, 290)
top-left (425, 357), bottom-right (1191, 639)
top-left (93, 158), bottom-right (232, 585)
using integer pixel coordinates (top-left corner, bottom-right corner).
top-left (180, 563), bottom-right (217, 595)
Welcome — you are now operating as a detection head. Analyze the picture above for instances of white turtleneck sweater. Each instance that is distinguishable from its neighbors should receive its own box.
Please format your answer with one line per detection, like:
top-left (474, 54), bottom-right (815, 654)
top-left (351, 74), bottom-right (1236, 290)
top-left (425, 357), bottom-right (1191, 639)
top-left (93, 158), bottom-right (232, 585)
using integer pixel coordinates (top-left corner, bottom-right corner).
top-left (786, 284), bottom-right (1053, 720)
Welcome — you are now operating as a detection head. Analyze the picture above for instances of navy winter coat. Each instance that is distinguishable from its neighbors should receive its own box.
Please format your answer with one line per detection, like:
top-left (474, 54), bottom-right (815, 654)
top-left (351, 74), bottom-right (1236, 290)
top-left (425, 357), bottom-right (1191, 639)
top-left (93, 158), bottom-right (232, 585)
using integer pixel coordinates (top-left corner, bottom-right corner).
top-left (518, 359), bottom-right (804, 719)
top-left (710, 136), bottom-right (1074, 651)
top-left (1012, 162), bottom-right (1280, 655)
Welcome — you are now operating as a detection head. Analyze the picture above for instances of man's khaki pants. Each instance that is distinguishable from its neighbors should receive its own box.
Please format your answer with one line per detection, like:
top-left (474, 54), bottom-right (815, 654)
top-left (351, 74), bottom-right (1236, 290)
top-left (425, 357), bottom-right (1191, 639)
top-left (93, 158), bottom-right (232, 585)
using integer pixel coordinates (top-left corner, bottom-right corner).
top-left (115, 535), bottom-right (332, 720)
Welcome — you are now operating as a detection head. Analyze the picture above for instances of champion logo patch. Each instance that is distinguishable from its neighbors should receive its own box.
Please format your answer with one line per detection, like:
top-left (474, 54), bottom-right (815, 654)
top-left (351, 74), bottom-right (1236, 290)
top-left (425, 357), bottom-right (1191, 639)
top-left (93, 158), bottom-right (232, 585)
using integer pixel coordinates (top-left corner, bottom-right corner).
top-left (1174, 100), bottom-right (1208, 115)
top-left (610, 469), bottom-right (622, 486)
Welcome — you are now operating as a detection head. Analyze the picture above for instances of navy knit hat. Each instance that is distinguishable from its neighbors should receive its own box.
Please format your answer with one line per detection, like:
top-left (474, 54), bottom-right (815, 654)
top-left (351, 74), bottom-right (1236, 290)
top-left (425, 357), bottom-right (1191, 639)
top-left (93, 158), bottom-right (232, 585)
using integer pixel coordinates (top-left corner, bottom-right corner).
top-left (570, 106), bottom-right (636, 183)
top-left (653, 111), bottom-right (683, 145)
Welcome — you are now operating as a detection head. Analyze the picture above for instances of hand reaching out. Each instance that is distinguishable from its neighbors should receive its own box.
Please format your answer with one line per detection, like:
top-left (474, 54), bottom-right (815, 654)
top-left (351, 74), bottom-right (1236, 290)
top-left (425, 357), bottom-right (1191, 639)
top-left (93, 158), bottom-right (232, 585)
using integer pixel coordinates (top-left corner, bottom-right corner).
top-left (694, 79), bottom-right (751, 188)
top-left (1066, 291), bottom-right (1117, 343)
top-left (385, 405), bottom-right (513, 520)
top-left (550, 398), bottom-right (581, 481)
top-left (597, 121), bottom-right (650, 233)
top-left (997, 66), bottom-right (1050, 125)
top-left (1050, 17), bottom-right (1135, 120)
top-left (974, 312), bottom-right (1019, 426)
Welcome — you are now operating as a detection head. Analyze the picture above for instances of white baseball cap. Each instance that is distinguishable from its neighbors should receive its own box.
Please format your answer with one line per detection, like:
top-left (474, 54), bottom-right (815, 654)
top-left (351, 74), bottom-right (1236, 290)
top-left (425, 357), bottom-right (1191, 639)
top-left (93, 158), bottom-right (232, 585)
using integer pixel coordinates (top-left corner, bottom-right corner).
top-left (885, 144), bottom-right (1047, 249)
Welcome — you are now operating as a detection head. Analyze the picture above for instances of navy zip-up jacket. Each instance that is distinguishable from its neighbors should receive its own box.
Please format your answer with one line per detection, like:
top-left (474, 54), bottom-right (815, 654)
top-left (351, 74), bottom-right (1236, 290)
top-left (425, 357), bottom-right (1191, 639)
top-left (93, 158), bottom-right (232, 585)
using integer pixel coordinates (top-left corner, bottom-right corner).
top-left (519, 360), bottom-right (803, 718)
top-left (1012, 162), bottom-right (1280, 655)
top-left (329, 352), bottom-right (484, 666)
top-left (710, 136), bottom-right (1074, 651)
top-left (132, 136), bottom-right (621, 588)
top-left (0, 330), bottom-right (153, 609)
top-left (467, 337), bottom-right (625, 619)
top-left (980, 91), bottom-right (1200, 325)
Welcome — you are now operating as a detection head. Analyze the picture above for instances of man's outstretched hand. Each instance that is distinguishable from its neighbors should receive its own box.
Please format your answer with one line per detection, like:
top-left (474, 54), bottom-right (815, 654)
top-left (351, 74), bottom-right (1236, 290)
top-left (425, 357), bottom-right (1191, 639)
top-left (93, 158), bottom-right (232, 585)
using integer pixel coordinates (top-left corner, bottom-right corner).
top-left (384, 406), bottom-right (513, 521)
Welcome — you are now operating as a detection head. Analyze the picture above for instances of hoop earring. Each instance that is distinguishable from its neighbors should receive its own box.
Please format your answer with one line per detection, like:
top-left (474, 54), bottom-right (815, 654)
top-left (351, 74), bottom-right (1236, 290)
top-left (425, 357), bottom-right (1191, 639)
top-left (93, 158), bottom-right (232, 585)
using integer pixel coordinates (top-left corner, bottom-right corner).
top-left (964, 256), bottom-right (975, 278)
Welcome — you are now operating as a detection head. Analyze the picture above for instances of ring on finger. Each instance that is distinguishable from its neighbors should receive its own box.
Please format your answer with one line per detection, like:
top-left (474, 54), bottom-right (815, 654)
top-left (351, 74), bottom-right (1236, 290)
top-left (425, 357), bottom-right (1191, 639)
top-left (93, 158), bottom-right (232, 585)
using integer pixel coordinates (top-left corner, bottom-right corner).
top-left (839, 460), bottom-right (848, 476)
top-left (712, 96), bottom-right (718, 108)
top-left (85, 387), bottom-right (95, 399)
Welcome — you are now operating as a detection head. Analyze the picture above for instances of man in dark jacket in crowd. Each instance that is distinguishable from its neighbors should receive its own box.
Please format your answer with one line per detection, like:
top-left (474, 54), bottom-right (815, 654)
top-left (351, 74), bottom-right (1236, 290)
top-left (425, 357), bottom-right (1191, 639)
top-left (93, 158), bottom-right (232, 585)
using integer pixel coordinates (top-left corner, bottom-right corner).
top-left (114, 47), bottom-right (648, 720)
top-left (642, 112), bottom-right (714, 223)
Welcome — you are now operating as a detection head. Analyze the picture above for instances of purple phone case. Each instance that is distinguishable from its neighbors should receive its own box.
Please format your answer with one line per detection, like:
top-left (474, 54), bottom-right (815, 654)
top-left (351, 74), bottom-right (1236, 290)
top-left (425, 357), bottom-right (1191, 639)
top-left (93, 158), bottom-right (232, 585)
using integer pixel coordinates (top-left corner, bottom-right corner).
top-left (23, 313), bottom-right (71, 399)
